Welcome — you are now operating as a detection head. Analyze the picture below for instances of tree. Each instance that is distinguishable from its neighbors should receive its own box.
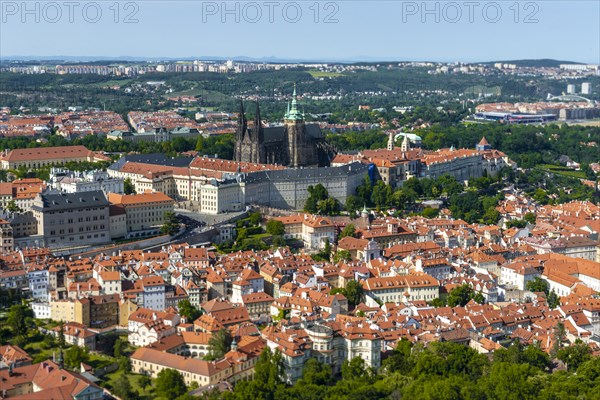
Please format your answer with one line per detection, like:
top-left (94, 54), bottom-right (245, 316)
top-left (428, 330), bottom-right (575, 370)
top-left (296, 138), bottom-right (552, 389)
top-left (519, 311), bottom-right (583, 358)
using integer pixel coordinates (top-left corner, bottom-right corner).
top-left (58, 320), bottom-right (66, 348)
top-left (41, 333), bottom-right (57, 350)
top-left (206, 328), bottom-right (232, 360)
top-left (344, 280), bottom-right (365, 307)
top-left (304, 196), bottom-right (319, 214)
top-left (299, 359), bottom-right (332, 386)
top-left (557, 339), bottom-right (592, 371)
top-left (305, 184), bottom-right (330, 214)
top-left (333, 249), bottom-right (352, 263)
top-left (317, 197), bottom-right (341, 216)
top-left (235, 227), bottom-right (248, 243)
top-left (472, 291), bottom-right (485, 305)
top-left (482, 362), bottom-right (538, 400)
top-left (392, 187), bottom-right (418, 210)
top-left (4, 200), bottom-right (21, 213)
top-left (342, 357), bottom-right (371, 381)
top-left (322, 238), bottom-right (331, 258)
top-left (429, 298), bottom-right (446, 307)
top-left (526, 277), bottom-right (549, 294)
top-left (356, 176), bottom-right (373, 206)
top-left (438, 174), bottom-right (463, 196)
top-left (449, 191), bottom-right (483, 223)
top-left (339, 223), bottom-right (356, 239)
top-left (138, 374), bottom-right (152, 391)
top-left (447, 284), bottom-right (475, 307)
top-left (234, 347), bottom-right (284, 400)
top-left (383, 338), bottom-right (414, 375)
top-left (113, 374), bottom-right (135, 399)
top-left (266, 219), bottom-right (285, 236)
top-left (551, 322), bottom-right (566, 358)
top-left (7, 304), bottom-right (33, 338)
top-left (524, 212), bottom-right (536, 224)
top-left (249, 212), bottom-right (262, 226)
top-left (155, 369), bottom-right (187, 399)
top-left (178, 299), bottom-right (202, 322)
top-left (483, 207), bottom-right (501, 225)
top-left (533, 188), bottom-right (549, 205)
top-left (272, 235), bottom-right (286, 248)
top-left (345, 195), bottom-right (363, 214)
top-left (422, 207), bottom-right (439, 219)
top-left (118, 356), bottom-right (131, 372)
top-left (522, 344), bottom-right (552, 371)
top-left (161, 212), bottom-right (180, 236)
top-left (124, 177), bottom-right (136, 194)
top-left (506, 219), bottom-right (527, 229)
top-left (235, 238), bottom-right (268, 251)
top-left (547, 290), bottom-right (560, 309)
top-left (371, 180), bottom-right (392, 210)
top-left (64, 345), bottom-right (89, 369)
top-left (113, 337), bottom-right (127, 358)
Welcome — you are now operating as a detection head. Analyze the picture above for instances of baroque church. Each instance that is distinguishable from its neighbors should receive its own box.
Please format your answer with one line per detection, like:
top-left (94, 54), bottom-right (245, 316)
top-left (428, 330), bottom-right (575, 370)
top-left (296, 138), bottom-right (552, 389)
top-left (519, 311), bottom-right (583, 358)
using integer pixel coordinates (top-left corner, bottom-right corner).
top-left (234, 86), bottom-right (335, 168)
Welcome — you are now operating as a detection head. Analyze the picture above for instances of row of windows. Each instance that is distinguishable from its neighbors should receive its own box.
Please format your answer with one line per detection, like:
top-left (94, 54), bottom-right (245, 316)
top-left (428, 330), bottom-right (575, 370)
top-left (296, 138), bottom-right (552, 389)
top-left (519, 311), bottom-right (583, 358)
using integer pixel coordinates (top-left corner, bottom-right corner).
top-left (48, 232), bottom-right (107, 243)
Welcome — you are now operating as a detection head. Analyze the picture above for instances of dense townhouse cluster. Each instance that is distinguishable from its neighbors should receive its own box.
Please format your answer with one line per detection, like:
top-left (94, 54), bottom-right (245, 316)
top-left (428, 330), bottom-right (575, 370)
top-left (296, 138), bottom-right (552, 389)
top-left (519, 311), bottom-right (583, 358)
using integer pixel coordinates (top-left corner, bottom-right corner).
top-left (0, 360), bottom-right (104, 399)
top-left (0, 111), bottom-right (129, 139)
top-left (475, 101), bottom-right (600, 120)
top-left (1, 195), bottom-right (598, 392)
top-left (127, 111), bottom-right (199, 132)
top-left (0, 115), bottom-right (53, 137)
top-left (54, 111), bottom-right (129, 139)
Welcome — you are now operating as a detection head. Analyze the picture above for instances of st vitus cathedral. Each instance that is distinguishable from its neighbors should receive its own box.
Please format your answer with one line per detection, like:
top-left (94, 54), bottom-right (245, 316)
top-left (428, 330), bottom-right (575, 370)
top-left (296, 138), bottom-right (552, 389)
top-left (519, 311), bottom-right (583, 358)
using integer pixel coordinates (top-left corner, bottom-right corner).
top-left (234, 85), bottom-right (335, 167)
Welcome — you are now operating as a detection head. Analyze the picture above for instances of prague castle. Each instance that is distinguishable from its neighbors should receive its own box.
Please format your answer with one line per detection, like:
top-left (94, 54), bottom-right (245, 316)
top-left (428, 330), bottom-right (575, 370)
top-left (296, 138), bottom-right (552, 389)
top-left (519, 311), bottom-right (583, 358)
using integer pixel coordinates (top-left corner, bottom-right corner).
top-left (234, 85), bottom-right (334, 167)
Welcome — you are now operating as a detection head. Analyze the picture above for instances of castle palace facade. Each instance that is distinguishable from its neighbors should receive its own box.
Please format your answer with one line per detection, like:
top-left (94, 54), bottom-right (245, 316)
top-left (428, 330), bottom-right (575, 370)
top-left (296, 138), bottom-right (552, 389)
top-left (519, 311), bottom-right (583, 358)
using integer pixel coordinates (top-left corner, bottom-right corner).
top-left (234, 87), bottom-right (334, 168)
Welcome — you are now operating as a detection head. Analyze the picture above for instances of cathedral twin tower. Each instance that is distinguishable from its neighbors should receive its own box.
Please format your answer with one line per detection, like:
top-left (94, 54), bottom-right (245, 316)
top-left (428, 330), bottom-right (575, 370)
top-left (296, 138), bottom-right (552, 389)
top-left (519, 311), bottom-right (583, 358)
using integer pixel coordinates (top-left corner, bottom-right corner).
top-left (234, 85), bottom-right (331, 168)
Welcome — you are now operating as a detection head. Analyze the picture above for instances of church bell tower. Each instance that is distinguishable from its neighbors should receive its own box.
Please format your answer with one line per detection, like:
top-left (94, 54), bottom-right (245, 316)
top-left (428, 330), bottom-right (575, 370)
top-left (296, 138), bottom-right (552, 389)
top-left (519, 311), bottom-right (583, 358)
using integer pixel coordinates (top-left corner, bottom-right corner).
top-left (284, 84), bottom-right (305, 168)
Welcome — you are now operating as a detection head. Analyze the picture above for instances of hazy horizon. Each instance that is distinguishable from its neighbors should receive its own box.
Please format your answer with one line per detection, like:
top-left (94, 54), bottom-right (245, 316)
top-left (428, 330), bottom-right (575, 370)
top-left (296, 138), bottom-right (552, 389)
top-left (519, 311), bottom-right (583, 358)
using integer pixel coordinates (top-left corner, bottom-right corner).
top-left (1, 1), bottom-right (598, 64)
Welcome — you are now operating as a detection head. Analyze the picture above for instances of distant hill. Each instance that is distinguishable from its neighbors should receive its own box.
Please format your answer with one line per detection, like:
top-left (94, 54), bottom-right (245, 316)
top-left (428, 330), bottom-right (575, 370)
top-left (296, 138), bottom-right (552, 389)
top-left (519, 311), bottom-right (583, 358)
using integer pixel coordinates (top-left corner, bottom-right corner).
top-left (481, 59), bottom-right (585, 68)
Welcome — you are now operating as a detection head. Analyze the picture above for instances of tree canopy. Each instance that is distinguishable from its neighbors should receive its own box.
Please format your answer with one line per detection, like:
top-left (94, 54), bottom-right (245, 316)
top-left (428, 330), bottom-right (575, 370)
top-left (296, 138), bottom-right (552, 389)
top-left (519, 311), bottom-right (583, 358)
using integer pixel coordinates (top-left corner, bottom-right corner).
top-left (447, 284), bottom-right (485, 307)
top-left (266, 219), bottom-right (285, 236)
top-left (218, 339), bottom-right (600, 400)
top-left (206, 328), bottom-right (233, 360)
top-left (155, 368), bottom-right (188, 399)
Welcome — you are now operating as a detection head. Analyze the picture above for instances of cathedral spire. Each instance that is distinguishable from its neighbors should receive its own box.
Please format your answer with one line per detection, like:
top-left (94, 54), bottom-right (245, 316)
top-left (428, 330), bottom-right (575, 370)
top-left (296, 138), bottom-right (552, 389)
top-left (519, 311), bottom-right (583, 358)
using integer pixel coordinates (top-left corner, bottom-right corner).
top-left (285, 83), bottom-right (303, 121)
top-left (237, 99), bottom-right (248, 143)
top-left (238, 99), bottom-right (245, 122)
top-left (401, 134), bottom-right (410, 152)
top-left (255, 101), bottom-right (263, 141)
top-left (255, 101), bottom-right (261, 126)
top-left (238, 100), bottom-right (247, 128)
top-left (387, 132), bottom-right (395, 151)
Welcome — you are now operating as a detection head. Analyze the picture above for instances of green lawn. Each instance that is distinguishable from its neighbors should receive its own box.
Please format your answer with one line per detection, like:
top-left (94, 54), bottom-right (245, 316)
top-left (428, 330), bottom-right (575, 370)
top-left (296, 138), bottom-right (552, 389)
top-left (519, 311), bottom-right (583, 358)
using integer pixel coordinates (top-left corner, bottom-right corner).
top-left (87, 352), bottom-right (115, 370)
top-left (308, 70), bottom-right (345, 78)
top-left (102, 370), bottom-right (155, 400)
top-left (463, 85), bottom-right (501, 96)
top-left (537, 164), bottom-right (586, 179)
top-left (23, 340), bottom-right (55, 364)
top-left (251, 232), bottom-right (272, 240)
top-left (92, 79), bottom-right (133, 88)
top-left (164, 88), bottom-right (226, 103)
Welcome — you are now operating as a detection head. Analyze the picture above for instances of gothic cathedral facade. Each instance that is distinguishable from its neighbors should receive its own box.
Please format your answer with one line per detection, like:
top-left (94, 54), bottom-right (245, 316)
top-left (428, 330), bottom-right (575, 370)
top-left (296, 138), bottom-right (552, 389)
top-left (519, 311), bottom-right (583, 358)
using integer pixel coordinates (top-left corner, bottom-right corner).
top-left (234, 86), bottom-right (334, 168)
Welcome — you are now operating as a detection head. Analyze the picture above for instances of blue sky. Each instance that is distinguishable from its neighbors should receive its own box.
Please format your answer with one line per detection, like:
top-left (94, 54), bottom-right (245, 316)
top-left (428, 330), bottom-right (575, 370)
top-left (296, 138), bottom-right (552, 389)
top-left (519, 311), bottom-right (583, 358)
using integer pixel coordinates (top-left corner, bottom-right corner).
top-left (1, 1), bottom-right (598, 63)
